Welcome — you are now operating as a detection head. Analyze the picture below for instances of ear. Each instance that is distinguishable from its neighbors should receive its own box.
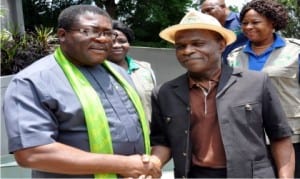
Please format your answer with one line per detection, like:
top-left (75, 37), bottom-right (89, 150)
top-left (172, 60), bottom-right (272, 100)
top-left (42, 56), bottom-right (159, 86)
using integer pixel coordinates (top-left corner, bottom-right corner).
top-left (219, 39), bottom-right (226, 53)
top-left (57, 28), bottom-right (66, 42)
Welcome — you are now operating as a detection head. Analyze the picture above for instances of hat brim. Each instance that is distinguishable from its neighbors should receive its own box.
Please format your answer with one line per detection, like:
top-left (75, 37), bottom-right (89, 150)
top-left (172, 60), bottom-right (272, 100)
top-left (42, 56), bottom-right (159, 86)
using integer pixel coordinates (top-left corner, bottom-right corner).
top-left (159, 23), bottom-right (237, 46)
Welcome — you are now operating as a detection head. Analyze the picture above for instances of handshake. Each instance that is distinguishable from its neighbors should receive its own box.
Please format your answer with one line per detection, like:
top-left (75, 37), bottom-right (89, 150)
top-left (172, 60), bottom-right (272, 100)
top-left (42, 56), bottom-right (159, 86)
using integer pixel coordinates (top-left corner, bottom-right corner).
top-left (119, 154), bottom-right (163, 179)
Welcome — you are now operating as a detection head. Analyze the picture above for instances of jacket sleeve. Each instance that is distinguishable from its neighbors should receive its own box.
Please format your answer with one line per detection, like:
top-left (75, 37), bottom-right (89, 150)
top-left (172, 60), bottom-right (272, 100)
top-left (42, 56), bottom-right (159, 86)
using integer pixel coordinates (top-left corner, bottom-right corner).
top-left (150, 85), bottom-right (170, 147)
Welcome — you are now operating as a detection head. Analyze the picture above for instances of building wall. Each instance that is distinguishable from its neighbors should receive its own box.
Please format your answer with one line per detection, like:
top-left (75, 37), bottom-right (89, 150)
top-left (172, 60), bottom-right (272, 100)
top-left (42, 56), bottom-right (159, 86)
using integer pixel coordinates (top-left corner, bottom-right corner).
top-left (128, 46), bottom-right (185, 85)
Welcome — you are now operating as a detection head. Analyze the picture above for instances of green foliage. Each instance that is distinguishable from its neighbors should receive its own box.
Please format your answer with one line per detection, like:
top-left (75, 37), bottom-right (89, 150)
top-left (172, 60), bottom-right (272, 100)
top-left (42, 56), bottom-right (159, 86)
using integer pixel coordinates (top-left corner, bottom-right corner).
top-left (277, 0), bottom-right (300, 38)
top-left (228, 5), bottom-right (239, 13)
top-left (22, 0), bottom-right (194, 48)
top-left (117, 0), bottom-right (193, 47)
top-left (19, 0), bottom-right (300, 46)
top-left (22, 0), bottom-right (92, 31)
top-left (0, 26), bottom-right (56, 75)
top-left (34, 25), bottom-right (54, 48)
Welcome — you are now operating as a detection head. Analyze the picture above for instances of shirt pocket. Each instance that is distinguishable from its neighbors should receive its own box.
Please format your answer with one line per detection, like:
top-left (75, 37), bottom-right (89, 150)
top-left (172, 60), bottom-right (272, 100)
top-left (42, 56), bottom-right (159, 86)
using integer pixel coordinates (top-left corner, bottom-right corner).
top-left (230, 101), bottom-right (263, 135)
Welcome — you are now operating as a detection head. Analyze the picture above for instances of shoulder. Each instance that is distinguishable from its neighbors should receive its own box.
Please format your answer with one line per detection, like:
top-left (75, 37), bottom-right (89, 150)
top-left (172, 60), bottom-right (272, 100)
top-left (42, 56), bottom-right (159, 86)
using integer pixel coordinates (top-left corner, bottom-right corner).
top-left (154, 74), bottom-right (187, 92)
top-left (228, 11), bottom-right (239, 20)
top-left (14, 54), bottom-right (58, 79)
top-left (133, 60), bottom-right (152, 69)
top-left (227, 45), bottom-right (246, 59)
top-left (106, 61), bottom-right (129, 76)
top-left (106, 61), bottom-right (134, 84)
top-left (106, 61), bottom-right (128, 75)
top-left (232, 11), bottom-right (240, 19)
top-left (7, 54), bottom-right (66, 95)
top-left (231, 45), bottom-right (245, 53)
top-left (285, 38), bottom-right (300, 47)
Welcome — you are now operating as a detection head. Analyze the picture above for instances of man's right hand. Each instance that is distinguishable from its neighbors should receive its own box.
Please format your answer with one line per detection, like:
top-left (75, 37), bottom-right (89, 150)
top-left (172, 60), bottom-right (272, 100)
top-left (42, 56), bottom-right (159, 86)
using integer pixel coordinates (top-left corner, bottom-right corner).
top-left (119, 154), bottom-right (162, 178)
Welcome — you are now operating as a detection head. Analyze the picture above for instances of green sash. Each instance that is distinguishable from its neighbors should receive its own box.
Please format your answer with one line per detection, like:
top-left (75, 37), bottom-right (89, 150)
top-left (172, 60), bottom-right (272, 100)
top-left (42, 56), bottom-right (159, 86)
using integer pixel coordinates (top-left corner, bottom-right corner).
top-left (54, 47), bottom-right (150, 178)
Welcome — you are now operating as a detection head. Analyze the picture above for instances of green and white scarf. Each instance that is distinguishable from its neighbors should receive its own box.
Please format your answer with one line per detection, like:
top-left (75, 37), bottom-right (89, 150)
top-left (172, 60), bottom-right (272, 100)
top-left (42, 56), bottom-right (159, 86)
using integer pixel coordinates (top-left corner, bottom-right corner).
top-left (54, 47), bottom-right (150, 178)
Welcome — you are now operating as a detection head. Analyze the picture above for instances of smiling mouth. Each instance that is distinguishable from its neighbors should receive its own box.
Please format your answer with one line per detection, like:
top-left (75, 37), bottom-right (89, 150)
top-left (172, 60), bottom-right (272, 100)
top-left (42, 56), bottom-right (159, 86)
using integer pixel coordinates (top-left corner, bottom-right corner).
top-left (184, 58), bottom-right (207, 63)
top-left (111, 49), bottom-right (123, 54)
top-left (245, 31), bottom-right (256, 36)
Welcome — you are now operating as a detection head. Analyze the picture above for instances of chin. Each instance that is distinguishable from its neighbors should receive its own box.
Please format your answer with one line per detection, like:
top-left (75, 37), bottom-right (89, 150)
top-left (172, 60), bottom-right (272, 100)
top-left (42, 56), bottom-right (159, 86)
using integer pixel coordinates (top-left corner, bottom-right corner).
top-left (89, 59), bottom-right (106, 65)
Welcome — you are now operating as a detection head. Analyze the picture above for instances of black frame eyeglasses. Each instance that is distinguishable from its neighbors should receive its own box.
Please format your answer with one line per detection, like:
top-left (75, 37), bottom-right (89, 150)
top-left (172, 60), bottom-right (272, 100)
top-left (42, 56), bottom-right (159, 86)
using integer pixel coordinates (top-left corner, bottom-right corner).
top-left (68, 28), bottom-right (118, 39)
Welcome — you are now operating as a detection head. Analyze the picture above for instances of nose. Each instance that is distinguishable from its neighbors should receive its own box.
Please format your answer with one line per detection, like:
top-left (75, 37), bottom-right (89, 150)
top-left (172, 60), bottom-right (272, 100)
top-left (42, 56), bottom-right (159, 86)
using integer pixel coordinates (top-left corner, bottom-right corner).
top-left (94, 35), bottom-right (111, 43)
top-left (112, 41), bottom-right (122, 48)
top-left (242, 23), bottom-right (254, 29)
top-left (182, 45), bottom-right (196, 55)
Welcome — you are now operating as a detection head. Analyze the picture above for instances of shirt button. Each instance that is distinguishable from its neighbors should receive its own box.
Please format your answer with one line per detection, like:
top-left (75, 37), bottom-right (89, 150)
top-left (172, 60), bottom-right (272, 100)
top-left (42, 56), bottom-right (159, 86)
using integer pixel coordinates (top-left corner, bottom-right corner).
top-left (182, 152), bottom-right (187, 156)
top-left (166, 117), bottom-right (171, 123)
top-left (245, 104), bottom-right (252, 111)
top-left (184, 130), bottom-right (188, 134)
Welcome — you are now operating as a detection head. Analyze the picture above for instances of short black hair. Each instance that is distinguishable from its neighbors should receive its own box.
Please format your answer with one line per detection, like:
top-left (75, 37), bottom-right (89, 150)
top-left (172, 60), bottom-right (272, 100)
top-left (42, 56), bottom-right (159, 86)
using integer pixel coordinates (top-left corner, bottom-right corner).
top-left (240, 0), bottom-right (288, 31)
top-left (112, 20), bottom-right (135, 43)
top-left (58, 5), bottom-right (111, 30)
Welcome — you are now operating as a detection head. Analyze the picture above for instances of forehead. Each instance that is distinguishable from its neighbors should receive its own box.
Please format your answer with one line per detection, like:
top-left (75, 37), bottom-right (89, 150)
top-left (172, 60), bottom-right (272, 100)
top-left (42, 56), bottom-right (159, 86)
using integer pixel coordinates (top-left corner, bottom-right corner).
top-left (76, 12), bottom-right (112, 28)
top-left (114, 30), bottom-right (127, 37)
top-left (243, 9), bottom-right (268, 20)
top-left (175, 29), bottom-right (218, 42)
top-left (202, 0), bottom-right (222, 8)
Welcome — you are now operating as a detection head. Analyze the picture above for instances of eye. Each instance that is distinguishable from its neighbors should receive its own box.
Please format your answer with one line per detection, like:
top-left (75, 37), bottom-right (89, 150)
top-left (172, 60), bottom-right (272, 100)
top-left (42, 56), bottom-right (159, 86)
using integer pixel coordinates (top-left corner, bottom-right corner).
top-left (241, 20), bottom-right (261, 26)
top-left (174, 44), bottom-right (185, 50)
top-left (115, 38), bottom-right (128, 44)
top-left (193, 42), bottom-right (205, 47)
top-left (252, 21), bottom-right (260, 25)
top-left (103, 30), bottom-right (113, 36)
top-left (202, 7), bottom-right (214, 13)
top-left (241, 22), bottom-right (248, 26)
top-left (79, 29), bottom-right (92, 36)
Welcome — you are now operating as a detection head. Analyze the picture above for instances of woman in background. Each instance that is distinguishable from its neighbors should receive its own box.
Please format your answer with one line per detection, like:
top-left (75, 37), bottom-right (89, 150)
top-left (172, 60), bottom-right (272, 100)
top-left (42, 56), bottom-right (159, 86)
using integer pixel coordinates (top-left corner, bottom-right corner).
top-left (227, 0), bottom-right (300, 177)
top-left (107, 20), bottom-right (156, 122)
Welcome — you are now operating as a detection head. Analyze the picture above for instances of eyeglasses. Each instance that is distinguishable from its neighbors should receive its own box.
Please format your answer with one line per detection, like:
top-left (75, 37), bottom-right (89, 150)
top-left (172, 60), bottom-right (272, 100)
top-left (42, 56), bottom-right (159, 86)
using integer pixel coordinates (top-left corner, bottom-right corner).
top-left (68, 28), bottom-right (118, 39)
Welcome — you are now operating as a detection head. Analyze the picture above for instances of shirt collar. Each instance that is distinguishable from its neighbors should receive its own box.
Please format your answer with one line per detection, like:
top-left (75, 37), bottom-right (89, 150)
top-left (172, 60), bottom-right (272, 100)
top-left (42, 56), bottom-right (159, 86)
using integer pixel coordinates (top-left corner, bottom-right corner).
top-left (189, 69), bottom-right (221, 89)
top-left (125, 55), bottom-right (139, 74)
top-left (226, 12), bottom-right (237, 22)
top-left (244, 33), bottom-right (286, 53)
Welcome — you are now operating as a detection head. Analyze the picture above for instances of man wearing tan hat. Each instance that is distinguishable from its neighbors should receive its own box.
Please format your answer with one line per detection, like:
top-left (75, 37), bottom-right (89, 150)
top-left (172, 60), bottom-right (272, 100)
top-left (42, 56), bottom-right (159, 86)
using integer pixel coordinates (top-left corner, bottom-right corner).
top-left (149, 10), bottom-right (295, 178)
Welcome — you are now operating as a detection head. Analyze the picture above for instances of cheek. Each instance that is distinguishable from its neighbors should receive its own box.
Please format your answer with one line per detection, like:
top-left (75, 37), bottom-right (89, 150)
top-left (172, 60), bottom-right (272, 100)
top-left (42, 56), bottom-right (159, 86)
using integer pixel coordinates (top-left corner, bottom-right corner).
top-left (175, 51), bottom-right (184, 61)
top-left (123, 45), bottom-right (130, 54)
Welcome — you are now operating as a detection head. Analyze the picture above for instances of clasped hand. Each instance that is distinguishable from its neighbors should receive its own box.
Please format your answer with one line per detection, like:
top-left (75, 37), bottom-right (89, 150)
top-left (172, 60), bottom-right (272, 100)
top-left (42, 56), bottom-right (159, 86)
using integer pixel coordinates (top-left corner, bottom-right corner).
top-left (120, 154), bottom-right (162, 178)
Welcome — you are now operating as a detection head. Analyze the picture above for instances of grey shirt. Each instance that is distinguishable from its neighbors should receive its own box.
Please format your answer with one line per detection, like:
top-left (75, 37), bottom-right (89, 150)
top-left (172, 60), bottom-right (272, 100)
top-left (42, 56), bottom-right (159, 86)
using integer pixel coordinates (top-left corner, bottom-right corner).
top-left (3, 54), bottom-right (145, 178)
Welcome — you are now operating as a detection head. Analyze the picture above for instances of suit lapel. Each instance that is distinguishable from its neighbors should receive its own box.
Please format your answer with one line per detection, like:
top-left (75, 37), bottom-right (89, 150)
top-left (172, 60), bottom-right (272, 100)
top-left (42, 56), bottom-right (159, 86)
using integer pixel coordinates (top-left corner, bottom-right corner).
top-left (171, 74), bottom-right (190, 106)
top-left (217, 65), bottom-right (242, 97)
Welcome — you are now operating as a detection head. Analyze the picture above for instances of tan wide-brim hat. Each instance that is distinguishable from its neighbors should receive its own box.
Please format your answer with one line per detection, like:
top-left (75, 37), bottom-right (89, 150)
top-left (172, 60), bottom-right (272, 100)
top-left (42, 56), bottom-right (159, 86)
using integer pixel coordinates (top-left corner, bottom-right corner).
top-left (159, 10), bottom-right (236, 46)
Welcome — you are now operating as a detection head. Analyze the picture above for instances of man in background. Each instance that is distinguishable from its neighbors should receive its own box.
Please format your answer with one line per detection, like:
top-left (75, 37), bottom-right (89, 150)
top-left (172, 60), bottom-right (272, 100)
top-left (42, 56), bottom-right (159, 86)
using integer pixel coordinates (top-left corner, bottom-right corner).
top-left (201, 0), bottom-right (248, 62)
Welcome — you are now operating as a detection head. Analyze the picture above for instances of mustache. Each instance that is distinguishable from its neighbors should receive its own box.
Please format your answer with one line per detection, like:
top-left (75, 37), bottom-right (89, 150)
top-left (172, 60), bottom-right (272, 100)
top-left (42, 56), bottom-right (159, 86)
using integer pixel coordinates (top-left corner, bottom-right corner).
top-left (89, 43), bottom-right (109, 50)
